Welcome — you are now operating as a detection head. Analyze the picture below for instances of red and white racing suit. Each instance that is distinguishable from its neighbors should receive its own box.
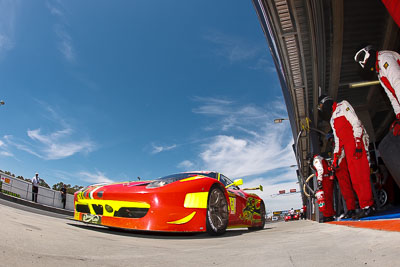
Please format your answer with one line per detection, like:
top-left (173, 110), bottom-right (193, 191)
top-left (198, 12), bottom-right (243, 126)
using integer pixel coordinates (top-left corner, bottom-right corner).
top-left (313, 155), bottom-right (335, 217)
top-left (376, 50), bottom-right (400, 117)
top-left (331, 100), bottom-right (374, 209)
top-left (335, 150), bottom-right (356, 211)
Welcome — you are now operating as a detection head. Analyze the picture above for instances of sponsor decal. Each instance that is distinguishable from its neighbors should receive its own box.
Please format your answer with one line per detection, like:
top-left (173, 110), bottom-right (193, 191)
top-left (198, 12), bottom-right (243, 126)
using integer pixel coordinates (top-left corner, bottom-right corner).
top-left (240, 197), bottom-right (261, 224)
top-left (384, 62), bottom-right (389, 69)
top-left (208, 210), bottom-right (218, 232)
top-left (82, 214), bottom-right (101, 224)
top-left (229, 197), bottom-right (236, 214)
top-left (1, 177), bottom-right (11, 184)
top-left (77, 190), bottom-right (85, 200)
top-left (346, 107), bottom-right (350, 111)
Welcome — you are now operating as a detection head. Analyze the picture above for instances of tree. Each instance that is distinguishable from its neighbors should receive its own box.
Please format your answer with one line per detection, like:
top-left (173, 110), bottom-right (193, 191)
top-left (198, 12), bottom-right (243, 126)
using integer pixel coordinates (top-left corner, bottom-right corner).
top-left (69, 185), bottom-right (83, 194)
top-left (52, 182), bottom-right (83, 194)
top-left (39, 179), bottom-right (50, 189)
top-left (52, 182), bottom-right (66, 191)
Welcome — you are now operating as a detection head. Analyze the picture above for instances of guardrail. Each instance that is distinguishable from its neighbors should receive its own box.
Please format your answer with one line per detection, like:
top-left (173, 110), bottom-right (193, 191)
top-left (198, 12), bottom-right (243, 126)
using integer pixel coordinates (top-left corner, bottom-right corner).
top-left (0, 171), bottom-right (74, 211)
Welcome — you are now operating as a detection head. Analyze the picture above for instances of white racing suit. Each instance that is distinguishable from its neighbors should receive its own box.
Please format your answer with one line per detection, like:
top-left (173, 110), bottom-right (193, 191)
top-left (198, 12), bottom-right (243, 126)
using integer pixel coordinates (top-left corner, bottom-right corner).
top-left (331, 100), bottom-right (374, 209)
top-left (376, 50), bottom-right (400, 116)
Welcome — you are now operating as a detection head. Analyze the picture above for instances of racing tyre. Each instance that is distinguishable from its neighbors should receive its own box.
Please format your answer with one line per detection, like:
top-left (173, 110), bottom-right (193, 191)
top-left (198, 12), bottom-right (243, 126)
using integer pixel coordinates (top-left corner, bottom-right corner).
top-left (248, 201), bottom-right (266, 231)
top-left (206, 185), bottom-right (229, 236)
top-left (376, 189), bottom-right (388, 208)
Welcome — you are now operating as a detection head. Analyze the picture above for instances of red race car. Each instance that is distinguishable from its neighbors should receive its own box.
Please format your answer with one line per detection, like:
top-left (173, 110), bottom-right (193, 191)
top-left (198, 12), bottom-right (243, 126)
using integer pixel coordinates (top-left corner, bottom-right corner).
top-left (285, 213), bottom-right (300, 222)
top-left (74, 171), bottom-right (266, 235)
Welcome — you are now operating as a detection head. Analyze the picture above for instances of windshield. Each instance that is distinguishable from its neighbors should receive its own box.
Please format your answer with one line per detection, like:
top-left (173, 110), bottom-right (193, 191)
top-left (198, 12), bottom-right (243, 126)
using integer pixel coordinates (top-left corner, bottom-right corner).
top-left (146, 172), bottom-right (217, 188)
top-left (159, 172), bottom-right (217, 181)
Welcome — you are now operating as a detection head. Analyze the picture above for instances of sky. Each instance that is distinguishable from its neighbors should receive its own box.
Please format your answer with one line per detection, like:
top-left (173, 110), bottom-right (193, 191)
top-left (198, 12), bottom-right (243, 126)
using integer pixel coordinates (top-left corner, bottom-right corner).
top-left (0, 0), bottom-right (302, 212)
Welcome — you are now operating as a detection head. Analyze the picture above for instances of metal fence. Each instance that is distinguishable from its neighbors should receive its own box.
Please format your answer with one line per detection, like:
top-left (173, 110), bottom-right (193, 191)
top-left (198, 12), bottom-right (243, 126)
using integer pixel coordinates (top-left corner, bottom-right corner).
top-left (0, 171), bottom-right (74, 211)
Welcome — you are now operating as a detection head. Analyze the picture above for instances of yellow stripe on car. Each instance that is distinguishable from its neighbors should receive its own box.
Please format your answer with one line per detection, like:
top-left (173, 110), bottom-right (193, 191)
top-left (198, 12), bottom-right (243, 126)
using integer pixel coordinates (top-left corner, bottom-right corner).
top-left (167, 212), bottom-right (196, 224)
top-left (179, 175), bottom-right (206, 182)
top-left (184, 192), bottom-right (208, 208)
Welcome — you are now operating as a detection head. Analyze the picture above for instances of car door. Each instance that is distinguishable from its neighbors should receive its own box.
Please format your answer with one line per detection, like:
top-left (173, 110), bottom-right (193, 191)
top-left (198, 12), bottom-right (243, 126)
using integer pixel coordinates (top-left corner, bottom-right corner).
top-left (219, 174), bottom-right (248, 225)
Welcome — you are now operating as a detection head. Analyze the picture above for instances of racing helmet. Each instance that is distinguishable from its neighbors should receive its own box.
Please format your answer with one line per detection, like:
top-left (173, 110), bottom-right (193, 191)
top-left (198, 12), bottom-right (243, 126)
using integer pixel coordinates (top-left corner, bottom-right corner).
top-left (317, 95), bottom-right (332, 111)
top-left (354, 45), bottom-right (377, 72)
top-left (318, 95), bottom-right (334, 121)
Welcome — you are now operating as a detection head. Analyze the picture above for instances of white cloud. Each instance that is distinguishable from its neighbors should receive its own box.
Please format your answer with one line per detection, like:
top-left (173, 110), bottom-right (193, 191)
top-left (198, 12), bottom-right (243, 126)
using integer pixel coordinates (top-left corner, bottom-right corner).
top-left (177, 160), bottom-right (194, 170)
top-left (4, 135), bottom-right (42, 158)
top-left (26, 128), bottom-right (94, 159)
top-left (46, 1), bottom-right (75, 63)
top-left (0, 0), bottom-right (19, 56)
top-left (192, 96), bottom-right (282, 132)
top-left (200, 134), bottom-right (295, 178)
top-left (248, 54), bottom-right (277, 74)
top-left (191, 97), bottom-right (296, 178)
top-left (204, 31), bottom-right (261, 63)
top-left (4, 104), bottom-right (95, 160)
top-left (0, 151), bottom-right (13, 157)
top-left (203, 31), bottom-right (274, 73)
top-left (0, 34), bottom-right (12, 52)
top-left (151, 143), bottom-right (177, 154)
top-left (54, 25), bottom-right (75, 62)
top-left (0, 137), bottom-right (15, 158)
top-left (183, 97), bottom-right (300, 211)
top-left (78, 171), bottom-right (114, 184)
top-left (46, 0), bottom-right (63, 17)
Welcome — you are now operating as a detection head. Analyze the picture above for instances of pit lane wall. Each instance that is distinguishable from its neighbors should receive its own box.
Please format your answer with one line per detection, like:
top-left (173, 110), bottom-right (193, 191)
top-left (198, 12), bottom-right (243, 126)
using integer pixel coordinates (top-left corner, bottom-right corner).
top-left (0, 171), bottom-right (74, 211)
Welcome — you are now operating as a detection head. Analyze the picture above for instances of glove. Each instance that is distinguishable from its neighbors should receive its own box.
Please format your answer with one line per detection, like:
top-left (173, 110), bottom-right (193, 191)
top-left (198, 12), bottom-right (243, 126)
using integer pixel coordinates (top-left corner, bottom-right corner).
top-left (354, 137), bottom-right (363, 159)
top-left (390, 114), bottom-right (400, 136)
top-left (317, 180), bottom-right (323, 191)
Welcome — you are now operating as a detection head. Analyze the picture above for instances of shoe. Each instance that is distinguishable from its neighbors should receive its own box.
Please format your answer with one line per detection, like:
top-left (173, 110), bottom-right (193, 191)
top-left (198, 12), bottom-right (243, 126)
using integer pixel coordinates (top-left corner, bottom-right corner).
top-left (323, 216), bottom-right (335, 222)
top-left (353, 206), bottom-right (375, 220)
top-left (339, 210), bottom-right (355, 219)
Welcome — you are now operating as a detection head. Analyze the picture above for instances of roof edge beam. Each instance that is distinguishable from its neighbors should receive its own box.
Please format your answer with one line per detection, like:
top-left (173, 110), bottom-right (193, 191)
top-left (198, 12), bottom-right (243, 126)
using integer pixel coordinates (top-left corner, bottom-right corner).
top-left (328, 0), bottom-right (344, 102)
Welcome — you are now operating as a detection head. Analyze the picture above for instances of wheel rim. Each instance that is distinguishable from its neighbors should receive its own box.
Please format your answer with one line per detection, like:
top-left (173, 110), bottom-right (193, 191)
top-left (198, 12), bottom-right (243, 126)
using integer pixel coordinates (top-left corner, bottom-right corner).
top-left (377, 189), bottom-right (387, 207)
top-left (208, 188), bottom-right (229, 230)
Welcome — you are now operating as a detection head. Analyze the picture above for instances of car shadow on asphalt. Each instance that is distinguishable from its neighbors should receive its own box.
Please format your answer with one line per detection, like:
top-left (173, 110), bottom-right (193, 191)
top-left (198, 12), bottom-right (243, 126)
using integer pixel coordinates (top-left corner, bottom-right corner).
top-left (67, 222), bottom-right (274, 240)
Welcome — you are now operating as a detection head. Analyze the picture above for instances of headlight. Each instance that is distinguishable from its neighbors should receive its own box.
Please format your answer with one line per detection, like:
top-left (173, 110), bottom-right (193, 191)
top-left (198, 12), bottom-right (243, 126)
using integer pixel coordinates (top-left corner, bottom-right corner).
top-left (146, 180), bottom-right (168, 189)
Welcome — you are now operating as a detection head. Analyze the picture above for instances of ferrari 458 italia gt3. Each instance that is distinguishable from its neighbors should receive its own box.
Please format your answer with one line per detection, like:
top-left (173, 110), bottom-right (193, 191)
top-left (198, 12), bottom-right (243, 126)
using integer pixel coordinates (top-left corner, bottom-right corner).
top-left (74, 171), bottom-right (265, 236)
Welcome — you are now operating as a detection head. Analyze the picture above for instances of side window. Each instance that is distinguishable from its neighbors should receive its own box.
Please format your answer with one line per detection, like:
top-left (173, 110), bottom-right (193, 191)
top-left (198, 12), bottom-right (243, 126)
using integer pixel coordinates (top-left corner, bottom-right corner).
top-left (220, 174), bottom-right (239, 190)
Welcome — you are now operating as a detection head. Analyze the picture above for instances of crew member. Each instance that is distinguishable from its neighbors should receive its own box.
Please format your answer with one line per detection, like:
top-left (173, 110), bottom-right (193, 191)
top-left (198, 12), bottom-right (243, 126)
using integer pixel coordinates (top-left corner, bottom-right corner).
top-left (326, 133), bottom-right (357, 219)
top-left (60, 184), bottom-right (67, 209)
top-left (318, 96), bottom-right (374, 219)
top-left (312, 154), bottom-right (335, 222)
top-left (302, 204), bottom-right (307, 220)
top-left (289, 208), bottom-right (294, 216)
top-left (354, 45), bottom-right (400, 136)
top-left (32, 172), bottom-right (40, 203)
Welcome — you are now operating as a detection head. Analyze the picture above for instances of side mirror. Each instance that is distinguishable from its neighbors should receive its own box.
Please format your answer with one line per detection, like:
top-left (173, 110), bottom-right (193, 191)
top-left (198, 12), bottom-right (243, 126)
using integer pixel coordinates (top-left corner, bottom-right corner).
top-left (226, 179), bottom-right (243, 188)
top-left (243, 185), bottom-right (263, 191)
